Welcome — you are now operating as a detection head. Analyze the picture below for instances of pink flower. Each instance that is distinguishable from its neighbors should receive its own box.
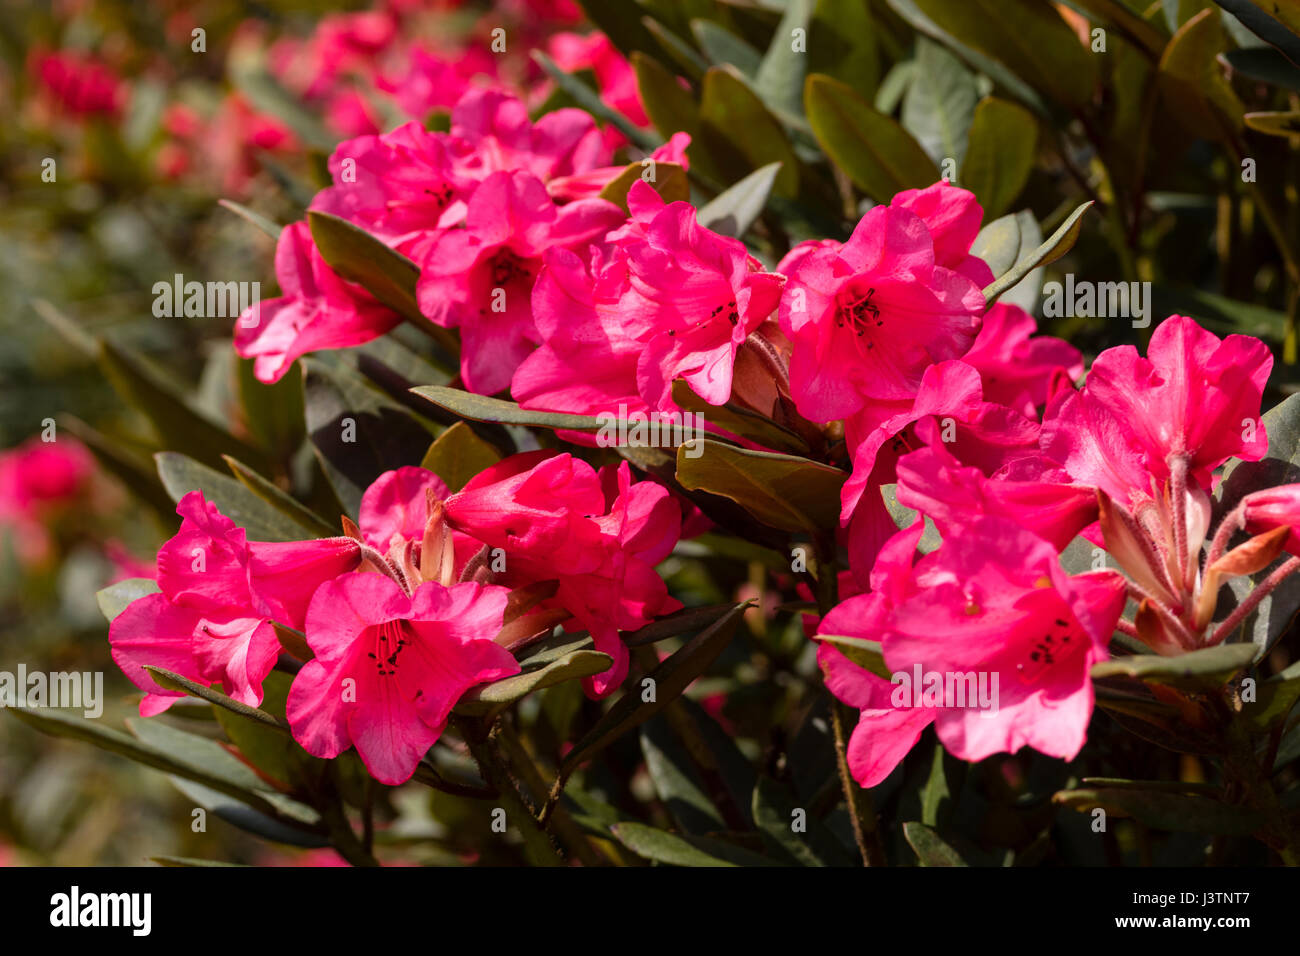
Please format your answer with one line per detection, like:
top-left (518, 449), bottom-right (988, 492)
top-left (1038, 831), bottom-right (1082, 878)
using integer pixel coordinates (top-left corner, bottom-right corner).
top-left (1041, 315), bottom-right (1272, 505)
top-left (1242, 485), bottom-right (1300, 556)
top-left (891, 182), bottom-right (993, 285)
top-left (30, 50), bottom-right (124, 118)
top-left (837, 360), bottom-right (1040, 580)
top-left (959, 303), bottom-right (1082, 417)
top-left (286, 574), bottom-right (518, 785)
top-left (109, 493), bottom-right (361, 715)
top-left (818, 517), bottom-right (1126, 786)
top-left (235, 222), bottom-right (401, 384)
top-left (445, 451), bottom-right (681, 696)
top-left (310, 121), bottom-right (472, 246)
top-left (0, 436), bottom-right (95, 566)
top-left (778, 192), bottom-right (986, 421)
top-left (449, 88), bottom-right (608, 186)
top-left (513, 180), bottom-right (784, 414)
top-left (895, 442), bottom-right (1097, 552)
top-left (412, 169), bottom-right (625, 394)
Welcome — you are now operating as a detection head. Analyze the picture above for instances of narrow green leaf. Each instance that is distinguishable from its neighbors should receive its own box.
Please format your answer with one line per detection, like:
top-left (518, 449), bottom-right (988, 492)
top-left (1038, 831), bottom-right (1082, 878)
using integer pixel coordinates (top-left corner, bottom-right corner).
top-left (560, 603), bottom-right (748, 776)
top-left (218, 199), bottom-right (282, 240)
top-left (454, 650), bottom-right (613, 716)
top-left (609, 821), bottom-right (777, 866)
top-left (410, 385), bottom-right (606, 432)
top-left (1053, 787), bottom-right (1266, 835)
top-left (903, 821), bottom-right (968, 866)
top-left (1091, 643), bottom-right (1258, 688)
top-left (983, 201), bottom-right (1092, 305)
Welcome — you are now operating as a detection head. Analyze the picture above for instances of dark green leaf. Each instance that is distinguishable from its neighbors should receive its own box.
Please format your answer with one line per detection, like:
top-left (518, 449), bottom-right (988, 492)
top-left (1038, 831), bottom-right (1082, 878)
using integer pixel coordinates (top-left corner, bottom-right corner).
top-left (903, 821), bottom-right (968, 866)
top-left (155, 452), bottom-right (321, 542)
top-left (805, 73), bottom-right (939, 201)
top-left (676, 439), bottom-right (846, 534)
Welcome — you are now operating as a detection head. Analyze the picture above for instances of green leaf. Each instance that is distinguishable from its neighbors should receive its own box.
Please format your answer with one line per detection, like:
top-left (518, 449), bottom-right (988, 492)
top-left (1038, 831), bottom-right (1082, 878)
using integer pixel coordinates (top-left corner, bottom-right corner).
top-left (805, 73), bottom-right (939, 202)
top-left (218, 199), bottom-right (282, 241)
top-left (164, 778), bottom-right (329, 849)
top-left (700, 67), bottom-right (800, 198)
top-left (1245, 661), bottom-right (1300, 730)
top-left (156, 451), bottom-right (321, 542)
top-left (151, 856), bottom-right (248, 867)
top-left (1091, 643), bottom-right (1258, 688)
top-left (420, 421), bottom-right (503, 493)
top-left (609, 821), bottom-right (777, 866)
top-left (223, 456), bottom-right (337, 537)
top-left (970, 211), bottom-right (1043, 312)
top-left (752, 776), bottom-right (854, 866)
top-left (1221, 47), bottom-right (1300, 92)
top-left (231, 68), bottom-right (335, 151)
top-left (410, 385), bottom-right (605, 432)
top-left (753, 0), bottom-right (815, 119)
top-left (531, 50), bottom-right (659, 151)
top-left (1213, 0), bottom-right (1300, 67)
top-left (696, 162), bottom-right (783, 238)
top-left (144, 666), bottom-right (289, 732)
top-left (453, 649), bottom-right (613, 716)
top-left (808, 0), bottom-right (880, 96)
top-left (1070, 0), bottom-right (1169, 58)
top-left (920, 742), bottom-right (951, 827)
top-left (57, 416), bottom-right (177, 519)
top-left (238, 357), bottom-right (304, 457)
top-left (304, 359), bottom-right (438, 519)
top-left (1243, 110), bottom-right (1300, 136)
top-left (676, 439), bottom-right (846, 534)
top-left (814, 634), bottom-right (891, 679)
top-left (640, 717), bottom-right (726, 834)
top-left (670, 380), bottom-right (809, 454)
top-left (1158, 8), bottom-right (1245, 140)
top-left (983, 201), bottom-right (1093, 306)
top-left (633, 51), bottom-right (702, 144)
top-left (911, 0), bottom-right (1099, 110)
top-left (901, 37), bottom-right (977, 169)
top-left (692, 20), bottom-right (763, 76)
top-left (7, 708), bottom-right (319, 826)
top-left (962, 97), bottom-right (1038, 220)
top-left (560, 603), bottom-right (748, 777)
top-left (127, 716), bottom-right (320, 825)
top-left (625, 603), bottom-right (751, 648)
top-left (1053, 787), bottom-right (1266, 835)
top-left (597, 161), bottom-right (690, 212)
top-left (98, 338), bottom-right (269, 475)
top-left (306, 210), bottom-right (458, 356)
top-left (902, 821), bottom-right (968, 866)
top-left (96, 578), bottom-right (159, 624)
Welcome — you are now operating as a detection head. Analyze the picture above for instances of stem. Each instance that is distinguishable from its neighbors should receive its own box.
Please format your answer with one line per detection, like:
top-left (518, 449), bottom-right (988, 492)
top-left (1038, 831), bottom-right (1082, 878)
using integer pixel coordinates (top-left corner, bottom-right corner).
top-left (831, 699), bottom-right (887, 867)
top-left (1210, 556), bottom-right (1300, 645)
top-left (454, 717), bottom-right (566, 867)
top-left (1169, 457), bottom-right (1190, 590)
top-left (1206, 502), bottom-right (1246, 569)
top-left (495, 725), bottom-right (606, 867)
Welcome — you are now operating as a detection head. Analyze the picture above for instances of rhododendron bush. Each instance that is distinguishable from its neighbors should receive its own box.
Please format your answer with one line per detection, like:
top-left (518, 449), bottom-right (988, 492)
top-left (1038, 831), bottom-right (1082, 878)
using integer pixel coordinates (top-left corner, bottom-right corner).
top-left (9, 0), bottom-right (1300, 872)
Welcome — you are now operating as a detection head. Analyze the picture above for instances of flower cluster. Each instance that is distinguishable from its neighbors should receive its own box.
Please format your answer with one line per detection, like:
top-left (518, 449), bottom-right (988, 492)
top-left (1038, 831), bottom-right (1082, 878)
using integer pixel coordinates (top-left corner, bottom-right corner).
top-left (111, 451), bottom-right (680, 784)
